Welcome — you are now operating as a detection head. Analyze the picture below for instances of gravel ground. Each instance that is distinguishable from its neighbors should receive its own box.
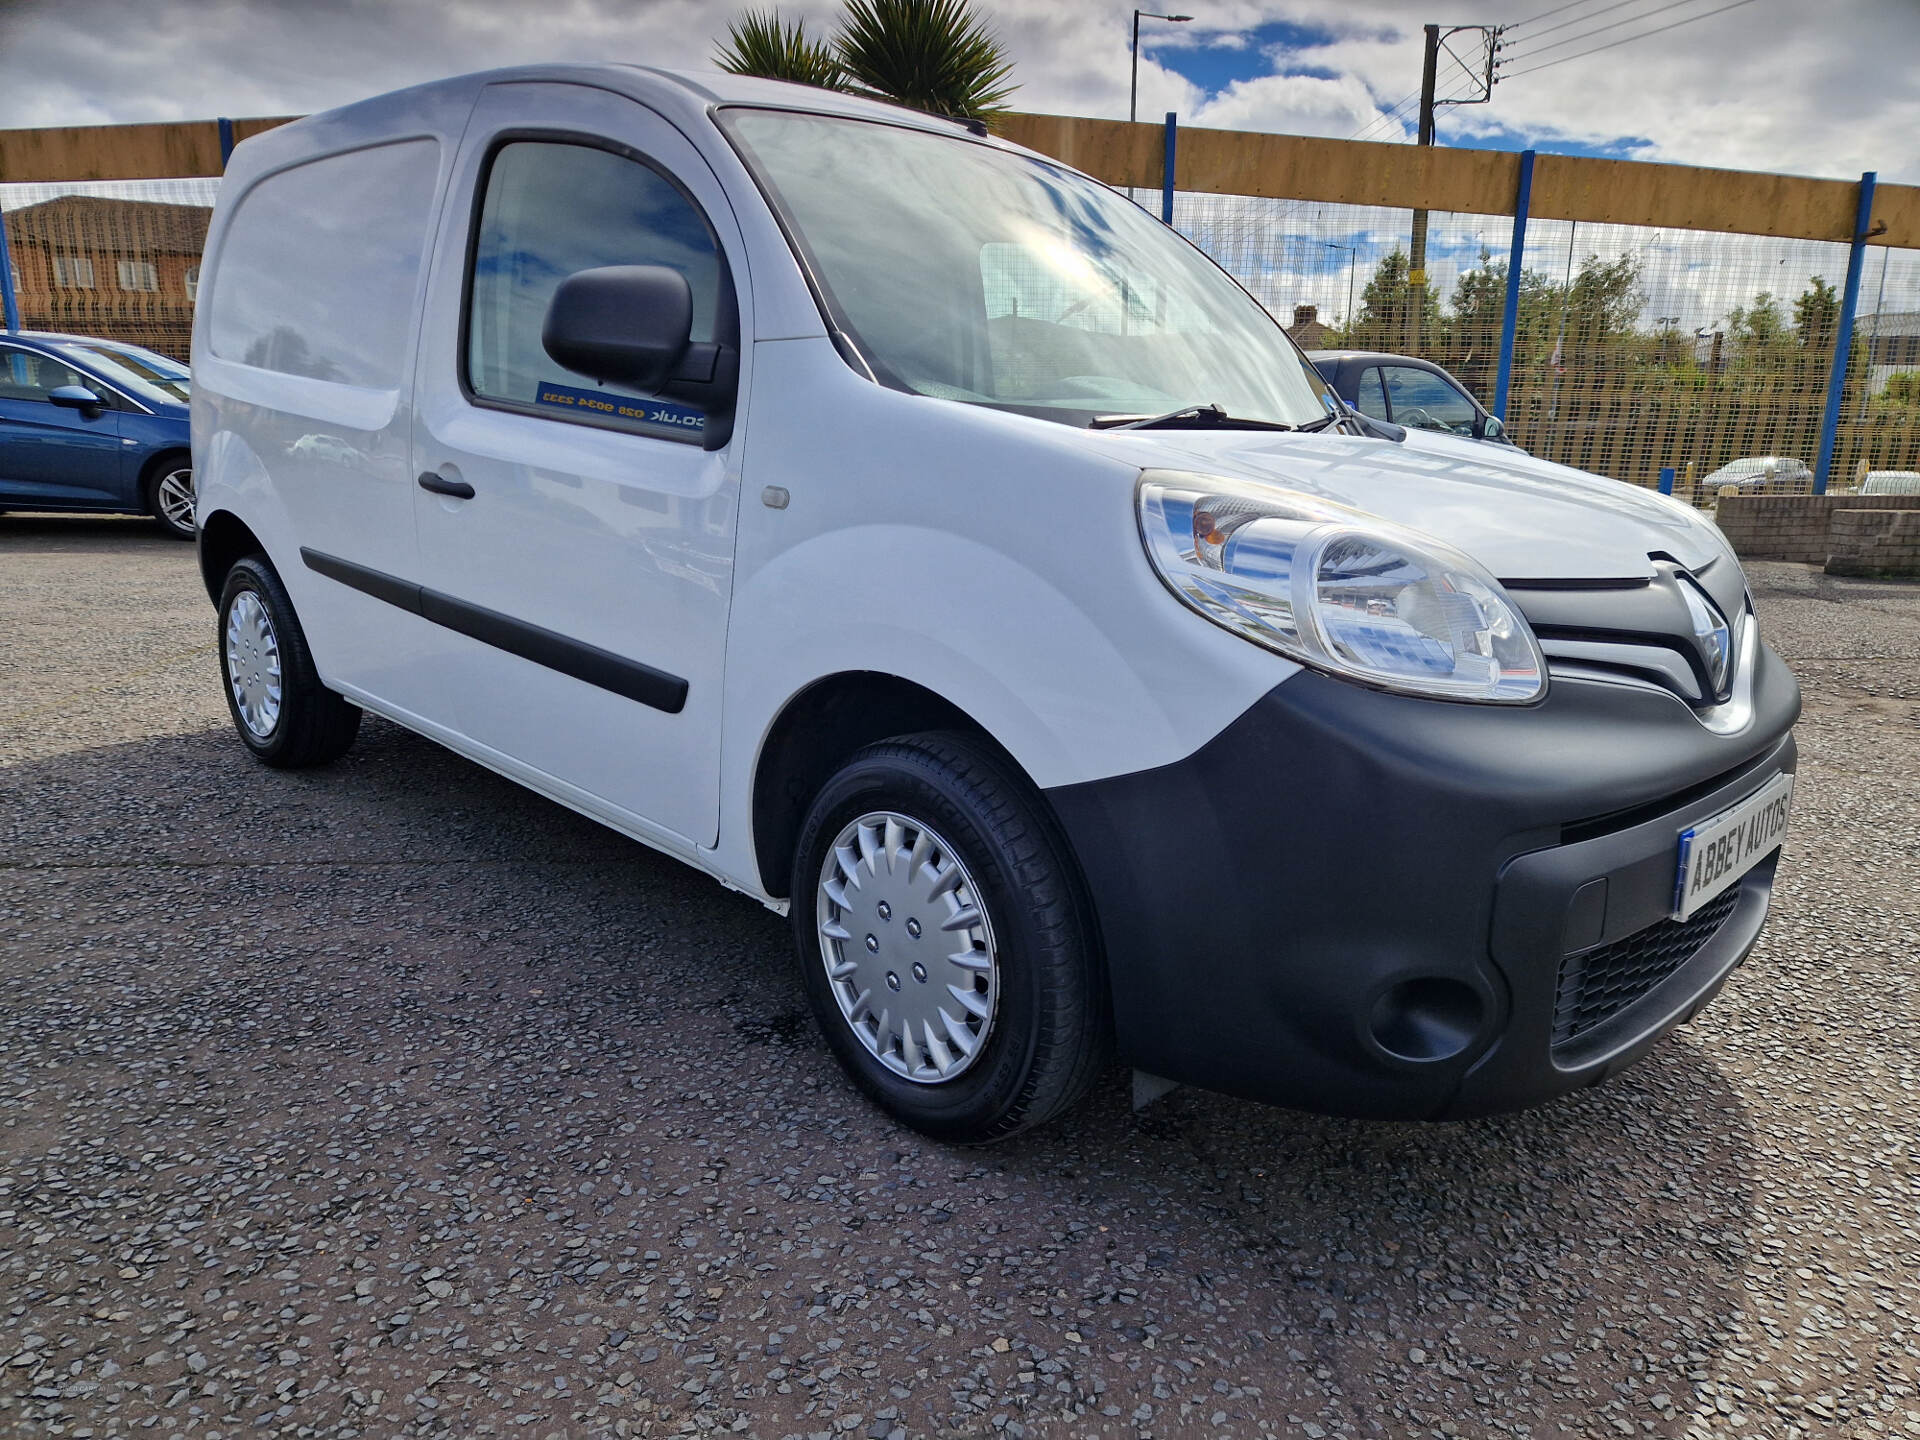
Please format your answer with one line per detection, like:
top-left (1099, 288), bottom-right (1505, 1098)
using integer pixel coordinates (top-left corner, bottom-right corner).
top-left (1, 515), bottom-right (1917, 1440)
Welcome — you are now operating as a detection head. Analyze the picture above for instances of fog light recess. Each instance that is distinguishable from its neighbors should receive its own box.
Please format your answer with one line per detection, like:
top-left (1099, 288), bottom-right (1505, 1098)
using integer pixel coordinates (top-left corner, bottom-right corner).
top-left (1368, 977), bottom-right (1485, 1064)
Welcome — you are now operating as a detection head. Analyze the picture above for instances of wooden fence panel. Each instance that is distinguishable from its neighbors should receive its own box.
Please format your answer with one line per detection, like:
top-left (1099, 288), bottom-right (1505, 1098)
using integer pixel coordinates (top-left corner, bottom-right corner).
top-left (995, 113), bottom-right (1918, 250)
top-left (1, 108), bottom-right (1915, 250)
top-left (0, 117), bottom-right (297, 183)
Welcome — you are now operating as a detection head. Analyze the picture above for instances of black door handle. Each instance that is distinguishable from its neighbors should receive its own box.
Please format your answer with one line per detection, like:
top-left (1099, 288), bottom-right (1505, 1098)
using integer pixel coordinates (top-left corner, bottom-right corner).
top-left (417, 471), bottom-right (474, 499)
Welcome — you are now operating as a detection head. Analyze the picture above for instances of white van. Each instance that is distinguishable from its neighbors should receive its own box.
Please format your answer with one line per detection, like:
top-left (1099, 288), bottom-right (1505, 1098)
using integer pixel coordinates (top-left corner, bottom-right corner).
top-left (192, 66), bottom-right (1800, 1141)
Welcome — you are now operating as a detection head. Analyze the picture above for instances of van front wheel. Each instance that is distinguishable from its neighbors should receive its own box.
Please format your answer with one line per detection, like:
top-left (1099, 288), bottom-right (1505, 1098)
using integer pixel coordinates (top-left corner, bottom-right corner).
top-left (217, 556), bottom-right (361, 767)
top-left (790, 733), bottom-right (1108, 1143)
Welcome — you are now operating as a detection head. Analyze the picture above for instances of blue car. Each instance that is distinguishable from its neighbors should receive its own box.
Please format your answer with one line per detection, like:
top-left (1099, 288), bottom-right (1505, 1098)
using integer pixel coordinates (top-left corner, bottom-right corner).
top-left (0, 330), bottom-right (195, 538)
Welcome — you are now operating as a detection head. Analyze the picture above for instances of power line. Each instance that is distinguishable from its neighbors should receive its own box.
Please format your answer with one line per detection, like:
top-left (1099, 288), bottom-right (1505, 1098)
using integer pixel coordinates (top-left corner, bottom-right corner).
top-left (1502, 0), bottom-right (1760, 76)
top-left (1503, 0), bottom-right (1730, 64)
top-left (1237, 49), bottom-right (1483, 234)
top-left (1351, 49), bottom-right (1484, 143)
top-left (1504, 0), bottom-right (1611, 29)
top-left (1349, 92), bottom-right (1420, 142)
top-left (1512, 0), bottom-right (1662, 47)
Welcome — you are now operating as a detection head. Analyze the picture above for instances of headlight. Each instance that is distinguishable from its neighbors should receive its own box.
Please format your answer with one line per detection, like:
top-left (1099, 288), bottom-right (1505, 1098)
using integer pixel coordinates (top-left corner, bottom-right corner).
top-left (1138, 470), bottom-right (1547, 704)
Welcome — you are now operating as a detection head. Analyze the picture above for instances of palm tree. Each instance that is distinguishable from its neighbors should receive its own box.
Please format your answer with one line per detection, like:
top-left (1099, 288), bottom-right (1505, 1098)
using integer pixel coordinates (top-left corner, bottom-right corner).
top-left (834, 0), bottom-right (1016, 120)
top-left (713, 0), bottom-right (1016, 123)
top-left (714, 10), bottom-right (846, 90)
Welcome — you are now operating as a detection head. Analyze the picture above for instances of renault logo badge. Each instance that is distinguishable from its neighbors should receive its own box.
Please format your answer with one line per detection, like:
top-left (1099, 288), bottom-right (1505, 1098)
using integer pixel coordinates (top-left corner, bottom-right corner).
top-left (1676, 573), bottom-right (1732, 698)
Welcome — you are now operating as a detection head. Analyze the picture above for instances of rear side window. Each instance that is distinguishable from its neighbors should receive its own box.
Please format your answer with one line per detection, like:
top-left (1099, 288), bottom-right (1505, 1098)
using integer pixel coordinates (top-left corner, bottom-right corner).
top-left (465, 140), bottom-right (721, 439)
top-left (209, 139), bottom-right (440, 388)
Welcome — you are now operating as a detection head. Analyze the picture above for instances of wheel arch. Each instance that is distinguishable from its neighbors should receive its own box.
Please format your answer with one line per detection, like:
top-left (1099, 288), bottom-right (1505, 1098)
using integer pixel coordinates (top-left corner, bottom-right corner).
top-left (137, 444), bottom-right (192, 495)
top-left (196, 508), bottom-right (267, 605)
top-left (751, 671), bottom-right (1039, 902)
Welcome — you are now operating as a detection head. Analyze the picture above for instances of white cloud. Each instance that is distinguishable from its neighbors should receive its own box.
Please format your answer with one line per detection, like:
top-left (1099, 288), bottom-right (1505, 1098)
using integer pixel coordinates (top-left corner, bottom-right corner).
top-left (1, 0), bottom-right (1912, 183)
top-left (2, 0), bottom-right (1914, 334)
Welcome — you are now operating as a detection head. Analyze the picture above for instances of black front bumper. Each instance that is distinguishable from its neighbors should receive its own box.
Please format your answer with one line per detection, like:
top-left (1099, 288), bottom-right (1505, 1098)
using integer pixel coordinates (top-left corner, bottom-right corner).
top-left (1045, 644), bottom-right (1801, 1120)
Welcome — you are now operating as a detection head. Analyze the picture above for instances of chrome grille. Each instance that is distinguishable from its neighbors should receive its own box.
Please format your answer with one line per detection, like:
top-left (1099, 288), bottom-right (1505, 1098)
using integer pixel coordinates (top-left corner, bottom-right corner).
top-left (1541, 637), bottom-right (1703, 700)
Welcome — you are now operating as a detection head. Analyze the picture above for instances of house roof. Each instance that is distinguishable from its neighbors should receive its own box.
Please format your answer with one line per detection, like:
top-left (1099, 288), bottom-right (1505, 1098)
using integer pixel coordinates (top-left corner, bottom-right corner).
top-left (4, 195), bottom-right (210, 256)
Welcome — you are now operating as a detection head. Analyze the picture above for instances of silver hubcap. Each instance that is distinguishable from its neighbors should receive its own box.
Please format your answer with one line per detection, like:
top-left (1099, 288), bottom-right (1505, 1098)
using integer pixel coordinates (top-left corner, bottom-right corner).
top-left (224, 590), bottom-right (283, 739)
top-left (157, 467), bottom-right (195, 530)
top-left (816, 811), bottom-right (999, 1084)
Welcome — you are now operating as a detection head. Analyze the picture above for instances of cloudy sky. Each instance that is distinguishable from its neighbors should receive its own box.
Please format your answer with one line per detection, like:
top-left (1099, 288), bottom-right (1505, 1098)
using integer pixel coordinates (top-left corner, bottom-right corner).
top-left (3, 0), bottom-right (1915, 336)
top-left (2, 0), bottom-right (1915, 183)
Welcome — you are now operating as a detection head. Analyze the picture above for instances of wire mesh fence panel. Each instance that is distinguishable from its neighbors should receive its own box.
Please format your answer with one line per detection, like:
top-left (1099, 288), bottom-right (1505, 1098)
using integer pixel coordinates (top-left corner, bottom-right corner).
top-left (1173, 196), bottom-right (1516, 393)
top-left (1170, 189), bottom-right (1920, 504)
top-left (2, 178), bottom-right (221, 361)
top-left (1836, 242), bottom-right (1920, 490)
top-left (1508, 220), bottom-right (1859, 501)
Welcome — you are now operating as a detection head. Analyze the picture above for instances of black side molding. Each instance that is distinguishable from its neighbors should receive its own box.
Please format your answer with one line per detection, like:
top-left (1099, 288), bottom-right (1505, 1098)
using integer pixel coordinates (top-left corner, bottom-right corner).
top-left (298, 547), bottom-right (689, 715)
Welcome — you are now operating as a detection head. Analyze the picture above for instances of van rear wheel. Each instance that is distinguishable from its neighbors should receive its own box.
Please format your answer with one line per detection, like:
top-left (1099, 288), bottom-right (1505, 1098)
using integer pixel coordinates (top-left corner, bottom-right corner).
top-left (217, 556), bottom-right (361, 768)
top-left (790, 732), bottom-right (1108, 1143)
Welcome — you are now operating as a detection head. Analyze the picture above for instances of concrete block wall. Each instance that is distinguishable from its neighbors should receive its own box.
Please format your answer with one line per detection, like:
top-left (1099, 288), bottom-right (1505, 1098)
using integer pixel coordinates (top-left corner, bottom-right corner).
top-left (1826, 509), bottom-right (1920, 578)
top-left (1713, 494), bottom-right (1920, 565)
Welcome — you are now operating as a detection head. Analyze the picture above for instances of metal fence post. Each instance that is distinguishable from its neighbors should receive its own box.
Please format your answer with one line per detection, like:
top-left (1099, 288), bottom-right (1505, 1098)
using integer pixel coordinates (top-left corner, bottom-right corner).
top-left (1492, 149), bottom-right (1534, 422)
top-left (0, 209), bottom-right (18, 333)
top-left (1162, 113), bottom-right (1177, 226)
top-left (1815, 170), bottom-right (1876, 495)
top-left (218, 116), bottom-right (236, 169)
top-left (1659, 466), bottom-right (1675, 496)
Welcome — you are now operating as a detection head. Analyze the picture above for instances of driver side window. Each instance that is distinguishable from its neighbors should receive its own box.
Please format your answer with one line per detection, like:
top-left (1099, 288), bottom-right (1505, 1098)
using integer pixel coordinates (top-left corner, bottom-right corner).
top-left (0, 346), bottom-right (101, 406)
top-left (1382, 366), bottom-right (1477, 435)
top-left (466, 139), bottom-right (722, 440)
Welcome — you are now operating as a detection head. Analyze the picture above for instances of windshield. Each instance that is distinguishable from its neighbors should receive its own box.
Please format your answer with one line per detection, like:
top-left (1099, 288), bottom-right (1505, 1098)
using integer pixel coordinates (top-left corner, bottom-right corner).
top-left (721, 109), bottom-right (1331, 428)
top-left (55, 342), bottom-right (191, 405)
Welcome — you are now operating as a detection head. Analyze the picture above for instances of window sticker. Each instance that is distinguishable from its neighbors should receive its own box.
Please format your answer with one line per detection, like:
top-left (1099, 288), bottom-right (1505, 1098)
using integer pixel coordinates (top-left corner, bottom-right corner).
top-left (534, 379), bottom-right (704, 436)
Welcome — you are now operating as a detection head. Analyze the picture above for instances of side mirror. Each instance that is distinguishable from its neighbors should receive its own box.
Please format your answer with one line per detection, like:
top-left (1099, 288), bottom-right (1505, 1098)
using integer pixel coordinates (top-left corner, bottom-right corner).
top-left (1478, 414), bottom-right (1505, 441)
top-left (48, 384), bottom-right (105, 417)
top-left (541, 265), bottom-right (737, 424)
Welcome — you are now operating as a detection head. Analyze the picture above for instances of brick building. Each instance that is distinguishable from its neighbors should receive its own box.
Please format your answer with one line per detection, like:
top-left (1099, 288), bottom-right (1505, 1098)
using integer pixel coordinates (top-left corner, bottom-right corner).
top-left (3, 195), bottom-right (210, 360)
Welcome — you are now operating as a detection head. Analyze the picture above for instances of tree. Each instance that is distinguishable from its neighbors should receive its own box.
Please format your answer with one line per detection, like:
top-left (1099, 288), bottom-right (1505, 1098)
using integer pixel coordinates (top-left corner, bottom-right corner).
top-left (1349, 250), bottom-right (1441, 354)
top-left (1794, 275), bottom-right (1840, 357)
top-left (1884, 371), bottom-right (1920, 406)
top-left (714, 10), bottom-right (846, 89)
top-left (836, 0), bottom-right (1016, 120)
top-left (1443, 251), bottom-right (1514, 399)
top-left (1727, 290), bottom-right (1790, 365)
top-left (714, 0), bottom-right (1016, 122)
top-left (1561, 253), bottom-right (1644, 364)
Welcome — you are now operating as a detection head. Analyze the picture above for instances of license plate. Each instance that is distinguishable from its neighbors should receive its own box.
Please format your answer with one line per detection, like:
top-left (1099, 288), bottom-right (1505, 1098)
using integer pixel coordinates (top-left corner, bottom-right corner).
top-left (1673, 773), bottom-right (1794, 920)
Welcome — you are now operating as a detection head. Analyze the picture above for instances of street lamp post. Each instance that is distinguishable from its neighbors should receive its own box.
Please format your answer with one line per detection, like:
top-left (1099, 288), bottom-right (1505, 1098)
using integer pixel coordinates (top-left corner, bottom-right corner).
top-left (1130, 10), bottom-right (1193, 125)
top-left (1323, 242), bottom-right (1358, 329)
top-left (1655, 315), bottom-right (1679, 366)
top-left (1129, 10), bottom-right (1191, 205)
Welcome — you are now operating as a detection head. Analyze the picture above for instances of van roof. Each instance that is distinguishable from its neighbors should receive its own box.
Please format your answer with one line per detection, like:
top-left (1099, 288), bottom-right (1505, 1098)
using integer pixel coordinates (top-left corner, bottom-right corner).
top-left (624, 65), bottom-right (995, 133)
top-left (268, 63), bottom-right (1022, 155)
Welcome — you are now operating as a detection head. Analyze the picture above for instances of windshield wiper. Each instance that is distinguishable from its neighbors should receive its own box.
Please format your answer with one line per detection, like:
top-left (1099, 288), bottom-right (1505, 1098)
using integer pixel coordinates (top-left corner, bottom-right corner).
top-left (1090, 403), bottom-right (1302, 432)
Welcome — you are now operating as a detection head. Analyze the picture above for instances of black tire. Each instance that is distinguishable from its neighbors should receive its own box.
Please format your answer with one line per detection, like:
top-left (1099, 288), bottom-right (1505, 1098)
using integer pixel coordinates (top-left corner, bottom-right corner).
top-left (216, 555), bottom-right (361, 767)
top-left (145, 453), bottom-right (197, 540)
top-left (790, 732), bottom-right (1110, 1143)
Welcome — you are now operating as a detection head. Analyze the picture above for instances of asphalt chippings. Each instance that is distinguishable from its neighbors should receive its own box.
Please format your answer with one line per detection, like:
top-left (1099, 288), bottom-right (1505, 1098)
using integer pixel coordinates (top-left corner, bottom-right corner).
top-left (1, 526), bottom-right (1917, 1439)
